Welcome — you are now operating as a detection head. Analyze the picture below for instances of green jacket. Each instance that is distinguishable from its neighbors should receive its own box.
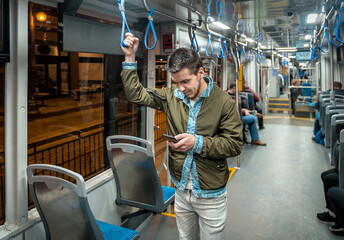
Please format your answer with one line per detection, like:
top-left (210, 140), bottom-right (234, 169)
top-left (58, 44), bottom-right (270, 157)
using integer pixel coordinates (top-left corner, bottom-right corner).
top-left (121, 68), bottom-right (243, 191)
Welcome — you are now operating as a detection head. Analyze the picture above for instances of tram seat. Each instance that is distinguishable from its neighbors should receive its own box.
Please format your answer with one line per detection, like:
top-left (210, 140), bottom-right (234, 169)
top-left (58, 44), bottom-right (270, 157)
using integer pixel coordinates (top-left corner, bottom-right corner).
top-left (243, 90), bottom-right (255, 110)
top-left (26, 164), bottom-right (139, 240)
top-left (339, 130), bottom-right (344, 188)
top-left (324, 107), bottom-right (344, 147)
top-left (330, 115), bottom-right (344, 166)
top-left (294, 101), bottom-right (310, 118)
top-left (239, 94), bottom-right (249, 110)
top-left (106, 135), bottom-right (175, 214)
top-left (319, 98), bottom-right (344, 128)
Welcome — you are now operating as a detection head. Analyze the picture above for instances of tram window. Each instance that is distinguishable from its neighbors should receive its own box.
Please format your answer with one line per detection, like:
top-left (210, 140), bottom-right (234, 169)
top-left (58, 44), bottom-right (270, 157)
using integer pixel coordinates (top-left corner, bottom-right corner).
top-left (0, 0), bottom-right (10, 63)
top-left (27, 3), bottom-right (146, 210)
top-left (0, 66), bottom-right (5, 224)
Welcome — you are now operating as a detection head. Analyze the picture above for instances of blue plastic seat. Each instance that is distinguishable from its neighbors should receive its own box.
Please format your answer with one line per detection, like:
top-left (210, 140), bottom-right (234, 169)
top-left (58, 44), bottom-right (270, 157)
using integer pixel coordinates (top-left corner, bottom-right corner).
top-left (106, 135), bottom-right (175, 214)
top-left (27, 164), bottom-right (139, 240)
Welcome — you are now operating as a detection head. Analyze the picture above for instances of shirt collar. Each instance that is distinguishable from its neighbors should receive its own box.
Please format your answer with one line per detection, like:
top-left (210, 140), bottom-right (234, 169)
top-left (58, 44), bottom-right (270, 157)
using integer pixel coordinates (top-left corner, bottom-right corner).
top-left (174, 75), bottom-right (213, 100)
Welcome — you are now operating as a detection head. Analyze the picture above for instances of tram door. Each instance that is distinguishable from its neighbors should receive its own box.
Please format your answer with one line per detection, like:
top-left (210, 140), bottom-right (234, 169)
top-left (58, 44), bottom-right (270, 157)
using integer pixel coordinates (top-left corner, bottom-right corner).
top-left (154, 56), bottom-right (169, 186)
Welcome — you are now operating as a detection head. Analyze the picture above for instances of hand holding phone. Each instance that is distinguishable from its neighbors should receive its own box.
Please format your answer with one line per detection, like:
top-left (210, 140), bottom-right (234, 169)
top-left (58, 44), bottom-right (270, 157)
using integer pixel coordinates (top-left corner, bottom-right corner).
top-left (162, 134), bottom-right (179, 143)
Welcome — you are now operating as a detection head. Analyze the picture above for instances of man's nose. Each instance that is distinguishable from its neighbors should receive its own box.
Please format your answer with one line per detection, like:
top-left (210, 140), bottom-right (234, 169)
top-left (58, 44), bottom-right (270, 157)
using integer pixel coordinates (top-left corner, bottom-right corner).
top-left (177, 84), bottom-right (185, 92)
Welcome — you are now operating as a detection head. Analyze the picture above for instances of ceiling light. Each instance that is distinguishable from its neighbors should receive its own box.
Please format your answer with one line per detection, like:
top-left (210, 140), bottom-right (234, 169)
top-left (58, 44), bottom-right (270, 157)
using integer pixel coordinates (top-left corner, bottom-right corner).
top-left (289, 56), bottom-right (296, 59)
top-left (212, 21), bottom-right (230, 29)
top-left (307, 13), bottom-right (318, 24)
top-left (305, 35), bottom-right (311, 40)
top-left (304, 43), bottom-right (309, 47)
top-left (260, 45), bottom-right (267, 49)
top-left (276, 47), bottom-right (297, 52)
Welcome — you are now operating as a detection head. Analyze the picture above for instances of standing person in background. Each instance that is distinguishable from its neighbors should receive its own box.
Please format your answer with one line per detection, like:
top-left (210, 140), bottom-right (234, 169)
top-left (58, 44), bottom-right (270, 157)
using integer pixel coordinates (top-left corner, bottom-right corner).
top-left (120, 33), bottom-right (243, 240)
top-left (290, 79), bottom-right (302, 115)
top-left (244, 81), bottom-right (265, 130)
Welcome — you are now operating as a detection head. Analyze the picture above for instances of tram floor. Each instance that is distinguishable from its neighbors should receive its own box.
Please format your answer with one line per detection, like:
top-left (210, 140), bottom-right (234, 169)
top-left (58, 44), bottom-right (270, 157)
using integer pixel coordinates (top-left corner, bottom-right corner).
top-left (150, 117), bottom-right (340, 240)
top-left (226, 120), bottom-right (338, 240)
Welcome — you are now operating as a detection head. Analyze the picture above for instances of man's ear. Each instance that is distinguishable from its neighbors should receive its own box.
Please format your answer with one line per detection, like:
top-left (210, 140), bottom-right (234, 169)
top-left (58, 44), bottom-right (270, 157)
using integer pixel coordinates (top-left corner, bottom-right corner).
top-left (198, 67), bottom-right (204, 78)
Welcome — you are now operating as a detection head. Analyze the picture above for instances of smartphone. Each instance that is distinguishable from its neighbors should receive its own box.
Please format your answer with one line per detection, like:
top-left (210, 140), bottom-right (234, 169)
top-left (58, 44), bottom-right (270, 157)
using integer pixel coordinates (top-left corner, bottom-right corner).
top-left (162, 134), bottom-right (179, 143)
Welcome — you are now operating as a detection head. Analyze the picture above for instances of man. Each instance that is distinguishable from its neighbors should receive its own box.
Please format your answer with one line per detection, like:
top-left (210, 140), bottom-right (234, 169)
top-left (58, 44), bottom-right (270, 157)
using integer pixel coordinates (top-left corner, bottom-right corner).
top-left (121, 33), bottom-right (243, 239)
top-left (244, 81), bottom-right (265, 130)
top-left (227, 84), bottom-right (266, 146)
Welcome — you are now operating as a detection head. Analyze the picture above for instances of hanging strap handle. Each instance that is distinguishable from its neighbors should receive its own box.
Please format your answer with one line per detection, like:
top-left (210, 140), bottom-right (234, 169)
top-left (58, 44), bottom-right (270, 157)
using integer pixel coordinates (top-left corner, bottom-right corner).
top-left (206, 32), bottom-right (213, 57)
top-left (216, 0), bottom-right (223, 21)
top-left (144, 7), bottom-right (157, 50)
top-left (222, 38), bottom-right (229, 58)
top-left (206, 0), bottom-right (213, 16)
top-left (241, 45), bottom-right (246, 61)
top-left (320, 24), bottom-right (330, 53)
top-left (190, 25), bottom-right (199, 52)
top-left (331, 7), bottom-right (343, 47)
top-left (118, 0), bottom-right (131, 48)
top-left (217, 36), bottom-right (224, 58)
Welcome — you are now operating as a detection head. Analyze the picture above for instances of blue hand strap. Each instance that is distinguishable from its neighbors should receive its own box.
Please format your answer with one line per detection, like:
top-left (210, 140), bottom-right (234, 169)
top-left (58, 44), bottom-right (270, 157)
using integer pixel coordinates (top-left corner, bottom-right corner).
top-left (320, 24), bottom-right (330, 53)
top-left (190, 25), bottom-right (199, 52)
top-left (331, 12), bottom-right (343, 47)
top-left (222, 38), bottom-right (229, 58)
top-left (206, 32), bottom-right (213, 57)
top-left (216, 0), bottom-right (223, 20)
top-left (118, 0), bottom-right (131, 48)
top-left (206, 0), bottom-right (212, 15)
top-left (144, 7), bottom-right (157, 50)
top-left (217, 36), bottom-right (224, 58)
top-left (336, 4), bottom-right (344, 43)
top-left (241, 45), bottom-right (246, 61)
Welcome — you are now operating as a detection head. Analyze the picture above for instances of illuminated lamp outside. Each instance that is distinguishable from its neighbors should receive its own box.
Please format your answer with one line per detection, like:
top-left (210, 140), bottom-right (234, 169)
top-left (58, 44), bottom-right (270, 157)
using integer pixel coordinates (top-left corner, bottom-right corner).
top-left (36, 12), bottom-right (47, 22)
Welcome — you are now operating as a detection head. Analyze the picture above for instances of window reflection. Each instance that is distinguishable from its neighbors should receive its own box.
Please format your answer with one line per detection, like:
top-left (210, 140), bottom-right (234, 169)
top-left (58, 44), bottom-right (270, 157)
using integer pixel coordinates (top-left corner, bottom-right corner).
top-left (27, 3), bottom-right (145, 186)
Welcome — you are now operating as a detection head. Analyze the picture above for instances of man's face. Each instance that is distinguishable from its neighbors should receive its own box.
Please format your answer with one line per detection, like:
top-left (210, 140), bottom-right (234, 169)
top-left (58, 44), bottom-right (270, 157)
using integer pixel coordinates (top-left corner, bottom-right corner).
top-left (170, 68), bottom-right (204, 101)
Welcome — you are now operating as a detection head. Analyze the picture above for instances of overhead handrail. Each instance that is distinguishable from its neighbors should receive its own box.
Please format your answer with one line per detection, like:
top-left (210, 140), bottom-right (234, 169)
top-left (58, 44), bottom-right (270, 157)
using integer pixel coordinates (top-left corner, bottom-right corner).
top-left (331, 7), bottom-right (343, 47)
top-left (190, 25), bottom-right (199, 52)
top-left (117, 0), bottom-right (131, 47)
top-left (217, 36), bottom-right (224, 58)
top-left (206, 32), bottom-right (213, 57)
top-left (142, 0), bottom-right (202, 29)
top-left (216, 0), bottom-right (223, 21)
top-left (144, 7), bottom-right (157, 50)
top-left (222, 37), bottom-right (229, 58)
top-left (320, 24), bottom-right (330, 53)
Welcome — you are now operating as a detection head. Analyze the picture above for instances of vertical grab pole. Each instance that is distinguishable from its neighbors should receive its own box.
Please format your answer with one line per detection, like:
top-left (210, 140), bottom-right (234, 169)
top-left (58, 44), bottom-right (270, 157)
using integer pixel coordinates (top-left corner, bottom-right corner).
top-left (229, 38), bottom-right (240, 169)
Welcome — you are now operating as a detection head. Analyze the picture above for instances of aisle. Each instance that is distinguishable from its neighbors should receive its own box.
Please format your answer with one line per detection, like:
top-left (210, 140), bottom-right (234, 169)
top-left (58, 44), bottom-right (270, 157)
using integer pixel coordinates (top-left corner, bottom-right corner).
top-left (226, 121), bottom-right (338, 239)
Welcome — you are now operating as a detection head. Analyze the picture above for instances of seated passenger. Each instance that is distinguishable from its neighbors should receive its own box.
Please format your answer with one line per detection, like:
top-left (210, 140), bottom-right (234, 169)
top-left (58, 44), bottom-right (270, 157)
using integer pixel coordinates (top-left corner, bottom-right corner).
top-left (227, 84), bottom-right (266, 146)
top-left (244, 81), bottom-right (265, 130)
top-left (317, 144), bottom-right (340, 224)
top-left (327, 187), bottom-right (344, 235)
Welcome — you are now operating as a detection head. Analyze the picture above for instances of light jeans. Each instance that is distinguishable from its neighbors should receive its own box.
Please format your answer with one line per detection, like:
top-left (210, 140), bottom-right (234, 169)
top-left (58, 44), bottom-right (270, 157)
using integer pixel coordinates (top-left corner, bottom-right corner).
top-left (174, 188), bottom-right (227, 240)
top-left (242, 114), bottom-right (259, 141)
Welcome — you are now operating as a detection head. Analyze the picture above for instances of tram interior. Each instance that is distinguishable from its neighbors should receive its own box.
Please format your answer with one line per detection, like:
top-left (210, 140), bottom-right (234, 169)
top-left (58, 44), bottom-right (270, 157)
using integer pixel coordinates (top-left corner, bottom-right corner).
top-left (2, 0), bottom-right (344, 239)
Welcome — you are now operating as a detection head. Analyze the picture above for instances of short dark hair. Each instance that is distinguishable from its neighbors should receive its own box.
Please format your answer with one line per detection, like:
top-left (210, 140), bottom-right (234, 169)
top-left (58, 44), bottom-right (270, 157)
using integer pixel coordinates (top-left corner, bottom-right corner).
top-left (334, 82), bottom-right (342, 90)
top-left (168, 48), bottom-right (202, 75)
top-left (229, 84), bottom-right (236, 89)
